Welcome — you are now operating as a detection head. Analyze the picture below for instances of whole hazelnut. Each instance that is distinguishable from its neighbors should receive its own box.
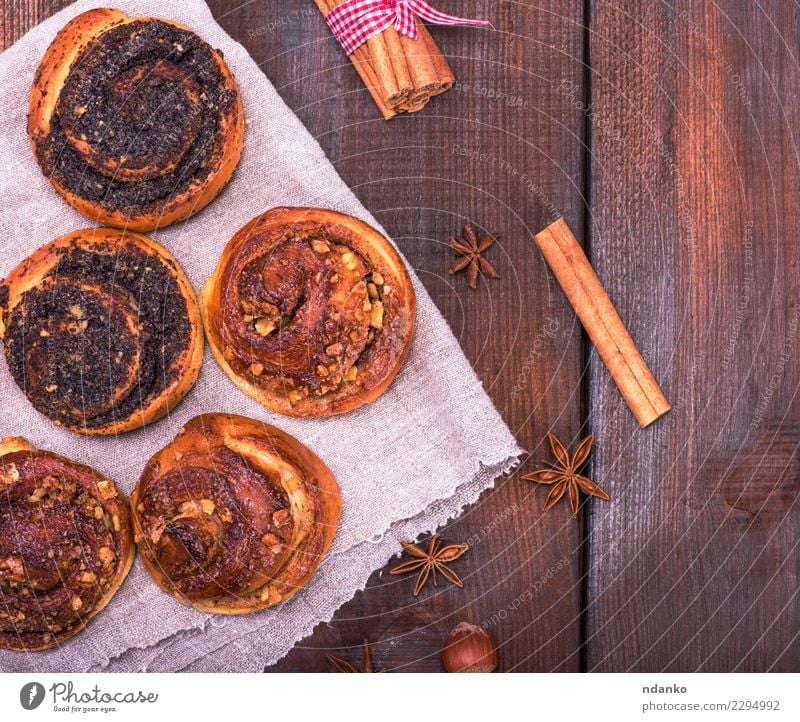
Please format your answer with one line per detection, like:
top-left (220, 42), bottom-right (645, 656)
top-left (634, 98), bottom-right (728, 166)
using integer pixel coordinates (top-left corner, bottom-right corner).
top-left (440, 622), bottom-right (498, 673)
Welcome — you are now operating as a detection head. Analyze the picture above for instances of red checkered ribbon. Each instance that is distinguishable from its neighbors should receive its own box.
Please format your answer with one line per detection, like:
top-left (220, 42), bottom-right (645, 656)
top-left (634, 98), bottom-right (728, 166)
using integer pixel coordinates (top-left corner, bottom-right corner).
top-left (325, 0), bottom-right (490, 55)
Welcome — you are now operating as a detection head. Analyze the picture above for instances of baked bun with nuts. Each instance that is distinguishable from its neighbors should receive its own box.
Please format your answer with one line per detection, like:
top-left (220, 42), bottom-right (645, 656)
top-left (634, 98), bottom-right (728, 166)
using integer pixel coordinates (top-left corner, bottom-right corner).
top-left (200, 207), bottom-right (416, 417)
top-left (0, 438), bottom-right (134, 651)
top-left (28, 8), bottom-right (244, 231)
top-left (0, 227), bottom-right (204, 435)
top-left (131, 414), bottom-right (341, 614)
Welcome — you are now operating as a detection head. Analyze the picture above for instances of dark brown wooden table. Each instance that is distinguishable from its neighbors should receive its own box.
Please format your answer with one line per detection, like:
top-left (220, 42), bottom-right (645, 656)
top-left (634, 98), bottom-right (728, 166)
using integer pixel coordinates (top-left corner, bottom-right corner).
top-left (3, 0), bottom-right (798, 672)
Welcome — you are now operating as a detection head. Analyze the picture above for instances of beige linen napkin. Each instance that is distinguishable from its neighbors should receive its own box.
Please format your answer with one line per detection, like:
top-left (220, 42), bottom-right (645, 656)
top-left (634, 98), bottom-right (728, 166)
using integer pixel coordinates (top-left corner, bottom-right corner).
top-left (0, 0), bottom-right (522, 672)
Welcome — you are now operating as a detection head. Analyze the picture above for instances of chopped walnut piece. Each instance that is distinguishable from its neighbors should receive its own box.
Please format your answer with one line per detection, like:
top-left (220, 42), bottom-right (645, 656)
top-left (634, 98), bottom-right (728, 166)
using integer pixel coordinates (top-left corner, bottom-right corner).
top-left (79, 571), bottom-right (97, 584)
top-left (27, 487), bottom-right (46, 503)
top-left (96, 479), bottom-right (117, 499)
top-left (341, 251), bottom-right (359, 271)
top-left (370, 301), bottom-right (384, 329)
top-left (272, 509), bottom-right (290, 526)
top-left (200, 499), bottom-right (215, 515)
top-left (326, 343), bottom-right (342, 356)
top-left (255, 319), bottom-right (276, 336)
top-left (312, 240), bottom-right (330, 254)
top-left (1, 464), bottom-right (20, 485)
top-left (70, 596), bottom-right (83, 611)
top-left (344, 366), bottom-right (358, 382)
top-left (98, 547), bottom-right (116, 567)
top-left (261, 533), bottom-right (279, 546)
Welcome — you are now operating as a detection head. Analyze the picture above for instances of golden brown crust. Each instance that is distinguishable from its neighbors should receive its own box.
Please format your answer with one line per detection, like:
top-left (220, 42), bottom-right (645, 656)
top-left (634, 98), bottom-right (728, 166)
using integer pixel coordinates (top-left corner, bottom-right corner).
top-left (0, 227), bottom-right (204, 435)
top-left (131, 414), bottom-right (341, 614)
top-left (28, 9), bottom-right (244, 231)
top-left (201, 207), bottom-right (416, 417)
top-left (0, 438), bottom-right (135, 651)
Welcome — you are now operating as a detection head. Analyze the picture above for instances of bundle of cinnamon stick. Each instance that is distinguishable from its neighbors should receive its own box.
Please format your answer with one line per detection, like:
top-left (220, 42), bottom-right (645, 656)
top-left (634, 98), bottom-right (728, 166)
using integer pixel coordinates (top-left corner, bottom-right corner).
top-left (314, 0), bottom-right (456, 119)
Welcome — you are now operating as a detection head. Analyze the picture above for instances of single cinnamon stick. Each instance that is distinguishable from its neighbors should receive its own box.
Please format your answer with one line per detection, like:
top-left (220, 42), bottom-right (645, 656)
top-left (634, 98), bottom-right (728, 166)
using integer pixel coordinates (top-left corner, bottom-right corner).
top-left (398, 22), bottom-right (440, 92)
top-left (382, 27), bottom-right (414, 102)
top-left (534, 218), bottom-right (671, 428)
top-left (416, 21), bottom-right (455, 94)
top-left (366, 31), bottom-right (401, 102)
top-left (350, 45), bottom-right (399, 119)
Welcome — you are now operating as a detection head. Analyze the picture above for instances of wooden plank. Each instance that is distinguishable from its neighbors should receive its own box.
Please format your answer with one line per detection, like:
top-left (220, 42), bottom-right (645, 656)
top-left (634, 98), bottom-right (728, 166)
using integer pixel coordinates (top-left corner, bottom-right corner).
top-left (587, 0), bottom-right (800, 671)
top-left (0, 0), bottom-right (72, 46)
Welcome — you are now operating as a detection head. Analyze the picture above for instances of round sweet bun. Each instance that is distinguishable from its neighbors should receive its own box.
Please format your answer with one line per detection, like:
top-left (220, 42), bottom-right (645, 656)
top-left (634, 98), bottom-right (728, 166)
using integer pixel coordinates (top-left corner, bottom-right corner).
top-left (0, 227), bottom-right (204, 435)
top-left (131, 413), bottom-right (341, 614)
top-left (0, 437), bottom-right (135, 651)
top-left (201, 207), bottom-right (416, 417)
top-left (28, 8), bottom-right (244, 231)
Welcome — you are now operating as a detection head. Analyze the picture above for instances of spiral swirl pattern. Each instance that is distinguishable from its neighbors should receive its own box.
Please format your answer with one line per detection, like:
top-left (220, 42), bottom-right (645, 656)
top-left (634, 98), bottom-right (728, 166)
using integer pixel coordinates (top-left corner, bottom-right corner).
top-left (0, 439), bottom-right (134, 651)
top-left (28, 9), bottom-right (243, 231)
top-left (202, 208), bottom-right (416, 417)
top-left (0, 228), bottom-right (203, 435)
top-left (132, 414), bottom-right (341, 613)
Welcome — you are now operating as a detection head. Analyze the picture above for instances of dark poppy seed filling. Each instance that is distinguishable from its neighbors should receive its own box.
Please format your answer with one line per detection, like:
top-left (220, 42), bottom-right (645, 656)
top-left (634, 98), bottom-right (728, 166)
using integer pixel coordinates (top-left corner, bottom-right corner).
top-left (2, 241), bottom-right (191, 430)
top-left (34, 19), bottom-right (236, 217)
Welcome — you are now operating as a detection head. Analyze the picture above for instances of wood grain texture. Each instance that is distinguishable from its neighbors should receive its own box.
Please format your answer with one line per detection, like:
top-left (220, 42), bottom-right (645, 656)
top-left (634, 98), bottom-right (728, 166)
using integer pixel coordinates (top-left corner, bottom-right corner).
top-left (586, 0), bottom-right (799, 671)
top-left (3, 0), bottom-right (796, 673)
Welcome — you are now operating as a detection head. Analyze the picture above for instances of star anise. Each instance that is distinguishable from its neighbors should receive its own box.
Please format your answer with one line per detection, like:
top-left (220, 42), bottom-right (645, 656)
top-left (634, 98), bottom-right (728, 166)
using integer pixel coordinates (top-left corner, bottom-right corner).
top-left (390, 534), bottom-right (469, 595)
top-left (327, 639), bottom-right (383, 672)
top-left (448, 223), bottom-right (500, 289)
top-left (522, 433), bottom-right (609, 515)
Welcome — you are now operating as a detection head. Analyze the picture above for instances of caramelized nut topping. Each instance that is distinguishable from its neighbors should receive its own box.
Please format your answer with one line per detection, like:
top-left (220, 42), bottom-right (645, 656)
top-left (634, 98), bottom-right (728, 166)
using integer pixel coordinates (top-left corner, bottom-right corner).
top-left (255, 319), bottom-right (276, 336)
top-left (96, 479), bottom-right (117, 499)
top-left (370, 301), bottom-right (384, 329)
top-left (272, 509), bottom-right (290, 526)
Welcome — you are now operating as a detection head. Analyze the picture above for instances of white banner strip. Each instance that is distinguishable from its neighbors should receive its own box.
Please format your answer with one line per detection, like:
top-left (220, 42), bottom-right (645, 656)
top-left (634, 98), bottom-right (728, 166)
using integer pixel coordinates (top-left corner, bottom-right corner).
top-left (0, 673), bottom-right (797, 720)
